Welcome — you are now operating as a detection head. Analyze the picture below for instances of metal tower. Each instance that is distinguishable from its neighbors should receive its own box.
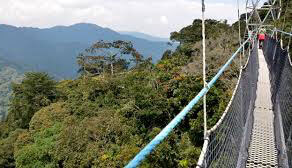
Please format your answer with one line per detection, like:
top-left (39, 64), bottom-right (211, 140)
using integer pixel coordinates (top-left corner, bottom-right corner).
top-left (245, 0), bottom-right (282, 36)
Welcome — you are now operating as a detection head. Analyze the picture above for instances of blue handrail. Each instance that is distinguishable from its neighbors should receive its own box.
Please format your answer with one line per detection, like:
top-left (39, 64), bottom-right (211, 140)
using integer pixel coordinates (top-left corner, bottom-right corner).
top-left (125, 35), bottom-right (253, 168)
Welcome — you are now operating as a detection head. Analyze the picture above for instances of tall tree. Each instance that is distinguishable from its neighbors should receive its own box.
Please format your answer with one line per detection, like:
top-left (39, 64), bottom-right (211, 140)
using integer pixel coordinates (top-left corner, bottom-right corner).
top-left (77, 40), bottom-right (143, 76)
top-left (7, 72), bottom-right (58, 129)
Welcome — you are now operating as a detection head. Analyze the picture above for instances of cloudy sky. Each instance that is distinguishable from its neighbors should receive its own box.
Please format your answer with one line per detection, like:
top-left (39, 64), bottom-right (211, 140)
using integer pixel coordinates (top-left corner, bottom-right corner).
top-left (0, 0), bottom-right (262, 38)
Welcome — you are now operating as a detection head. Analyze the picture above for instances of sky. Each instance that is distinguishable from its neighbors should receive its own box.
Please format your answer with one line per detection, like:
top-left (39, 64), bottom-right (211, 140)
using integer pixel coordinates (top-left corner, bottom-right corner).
top-left (0, 0), bottom-right (265, 38)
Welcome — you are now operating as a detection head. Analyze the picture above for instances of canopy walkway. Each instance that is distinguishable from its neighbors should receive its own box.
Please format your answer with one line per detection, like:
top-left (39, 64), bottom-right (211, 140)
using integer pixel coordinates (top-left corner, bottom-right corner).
top-left (197, 36), bottom-right (292, 168)
top-left (124, 0), bottom-right (292, 167)
top-left (246, 46), bottom-right (277, 167)
top-left (125, 34), bottom-right (292, 167)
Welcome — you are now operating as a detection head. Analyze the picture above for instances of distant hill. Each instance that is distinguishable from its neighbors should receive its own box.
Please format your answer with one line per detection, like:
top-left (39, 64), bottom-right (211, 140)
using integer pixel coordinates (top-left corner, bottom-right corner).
top-left (0, 23), bottom-right (174, 78)
top-left (119, 31), bottom-right (170, 42)
top-left (0, 58), bottom-right (23, 121)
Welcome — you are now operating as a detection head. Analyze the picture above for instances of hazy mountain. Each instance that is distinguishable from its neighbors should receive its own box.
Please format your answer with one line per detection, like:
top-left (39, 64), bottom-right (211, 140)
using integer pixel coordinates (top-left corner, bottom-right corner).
top-left (119, 31), bottom-right (170, 42)
top-left (0, 23), bottom-right (174, 78)
top-left (0, 58), bottom-right (23, 121)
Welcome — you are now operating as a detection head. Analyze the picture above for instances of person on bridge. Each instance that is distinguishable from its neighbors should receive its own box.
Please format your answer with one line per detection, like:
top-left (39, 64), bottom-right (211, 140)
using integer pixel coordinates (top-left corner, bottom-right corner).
top-left (258, 29), bottom-right (266, 49)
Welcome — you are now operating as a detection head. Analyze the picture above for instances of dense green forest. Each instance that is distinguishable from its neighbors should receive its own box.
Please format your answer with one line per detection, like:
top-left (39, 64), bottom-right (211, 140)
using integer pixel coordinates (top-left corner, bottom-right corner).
top-left (0, 19), bottom-right (243, 168)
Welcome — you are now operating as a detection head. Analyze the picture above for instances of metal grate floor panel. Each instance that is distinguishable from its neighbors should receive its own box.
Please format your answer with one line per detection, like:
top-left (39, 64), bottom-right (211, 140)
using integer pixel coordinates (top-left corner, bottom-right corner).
top-left (246, 50), bottom-right (278, 168)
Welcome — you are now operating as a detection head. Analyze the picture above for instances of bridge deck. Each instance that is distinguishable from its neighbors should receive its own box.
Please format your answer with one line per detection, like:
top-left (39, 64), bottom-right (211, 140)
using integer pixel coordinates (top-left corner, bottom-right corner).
top-left (246, 49), bottom-right (278, 168)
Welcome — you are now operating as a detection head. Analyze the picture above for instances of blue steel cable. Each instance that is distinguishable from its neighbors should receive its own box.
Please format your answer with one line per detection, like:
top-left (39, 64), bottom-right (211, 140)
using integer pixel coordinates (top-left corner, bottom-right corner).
top-left (125, 36), bottom-right (252, 168)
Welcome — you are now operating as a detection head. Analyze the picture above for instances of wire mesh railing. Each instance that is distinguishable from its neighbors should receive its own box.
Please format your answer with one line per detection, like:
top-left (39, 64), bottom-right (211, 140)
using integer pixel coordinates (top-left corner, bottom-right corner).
top-left (125, 34), bottom-right (256, 168)
top-left (197, 44), bottom-right (259, 168)
top-left (263, 36), bottom-right (292, 167)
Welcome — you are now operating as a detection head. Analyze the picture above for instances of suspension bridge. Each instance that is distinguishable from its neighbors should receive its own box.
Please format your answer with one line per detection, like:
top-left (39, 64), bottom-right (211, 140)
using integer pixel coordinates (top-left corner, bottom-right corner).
top-left (125, 0), bottom-right (292, 167)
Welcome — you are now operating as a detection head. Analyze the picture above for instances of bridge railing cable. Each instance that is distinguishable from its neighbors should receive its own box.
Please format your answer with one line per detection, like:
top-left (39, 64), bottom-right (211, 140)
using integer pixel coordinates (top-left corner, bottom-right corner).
top-left (196, 38), bottom-right (259, 168)
top-left (276, 29), bottom-right (292, 37)
top-left (125, 34), bottom-right (256, 168)
top-left (263, 35), bottom-right (292, 167)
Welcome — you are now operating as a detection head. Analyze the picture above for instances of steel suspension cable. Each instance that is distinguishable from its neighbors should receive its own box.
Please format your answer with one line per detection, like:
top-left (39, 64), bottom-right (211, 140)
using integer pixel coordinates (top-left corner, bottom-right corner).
top-left (237, 0), bottom-right (243, 68)
top-left (276, 29), bottom-right (292, 37)
top-left (202, 0), bottom-right (207, 139)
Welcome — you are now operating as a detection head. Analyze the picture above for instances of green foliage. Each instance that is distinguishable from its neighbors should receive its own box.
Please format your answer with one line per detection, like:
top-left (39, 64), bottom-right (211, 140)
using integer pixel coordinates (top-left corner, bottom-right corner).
top-left (7, 72), bottom-right (59, 129)
top-left (2, 66), bottom-right (230, 167)
top-left (0, 129), bottom-right (25, 168)
top-left (15, 124), bottom-right (61, 168)
top-left (170, 19), bottom-right (230, 44)
top-left (275, 0), bottom-right (292, 30)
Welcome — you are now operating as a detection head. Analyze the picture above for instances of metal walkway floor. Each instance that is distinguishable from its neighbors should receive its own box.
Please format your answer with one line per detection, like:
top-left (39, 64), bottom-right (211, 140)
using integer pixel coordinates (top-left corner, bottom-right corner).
top-left (246, 49), bottom-right (278, 168)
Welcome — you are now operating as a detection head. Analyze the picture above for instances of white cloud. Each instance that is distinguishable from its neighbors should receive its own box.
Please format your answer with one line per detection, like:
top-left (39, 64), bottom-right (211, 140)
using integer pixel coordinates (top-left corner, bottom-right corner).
top-left (160, 16), bottom-right (169, 24)
top-left (0, 0), bottom-right (244, 38)
top-left (145, 18), bottom-right (154, 24)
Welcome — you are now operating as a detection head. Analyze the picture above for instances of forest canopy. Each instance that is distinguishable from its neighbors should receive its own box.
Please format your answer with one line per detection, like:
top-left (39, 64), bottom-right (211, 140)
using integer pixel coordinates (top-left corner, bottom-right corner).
top-left (0, 13), bottom-right (276, 167)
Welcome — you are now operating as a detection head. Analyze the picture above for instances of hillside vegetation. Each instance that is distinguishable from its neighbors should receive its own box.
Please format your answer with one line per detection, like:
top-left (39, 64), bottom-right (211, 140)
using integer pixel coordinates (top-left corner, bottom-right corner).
top-left (0, 19), bottom-right (243, 168)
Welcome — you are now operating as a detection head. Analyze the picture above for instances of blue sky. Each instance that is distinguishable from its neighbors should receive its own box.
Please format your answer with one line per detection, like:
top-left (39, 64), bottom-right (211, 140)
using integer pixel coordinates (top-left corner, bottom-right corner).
top-left (0, 0), bottom-right (265, 38)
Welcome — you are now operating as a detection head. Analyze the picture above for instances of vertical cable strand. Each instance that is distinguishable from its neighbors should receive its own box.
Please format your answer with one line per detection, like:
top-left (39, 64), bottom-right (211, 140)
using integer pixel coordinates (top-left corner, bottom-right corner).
top-left (237, 0), bottom-right (242, 68)
top-left (202, 0), bottom-right (207, 139)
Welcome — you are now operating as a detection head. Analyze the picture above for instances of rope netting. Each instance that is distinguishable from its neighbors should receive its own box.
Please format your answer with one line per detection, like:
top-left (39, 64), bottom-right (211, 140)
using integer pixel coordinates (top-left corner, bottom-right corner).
top-left (197, 44), bottom-right (259, 168)
top-left (263, 36), bottom-right (292, 167)
top-left (125, 34), bottom-right (255, 167)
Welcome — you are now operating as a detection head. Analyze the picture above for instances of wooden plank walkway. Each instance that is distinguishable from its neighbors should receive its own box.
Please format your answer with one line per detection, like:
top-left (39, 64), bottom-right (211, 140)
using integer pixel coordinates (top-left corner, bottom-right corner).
top-left (246, 49), bottom-right (278, 168)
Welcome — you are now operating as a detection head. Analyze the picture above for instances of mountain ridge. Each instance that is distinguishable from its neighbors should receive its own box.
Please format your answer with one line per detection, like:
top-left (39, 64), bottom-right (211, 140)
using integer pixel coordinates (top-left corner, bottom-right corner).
top-left (0, 23), bottom-right (174, 78)
top-left (119, 31), bottom-right (170, 42)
